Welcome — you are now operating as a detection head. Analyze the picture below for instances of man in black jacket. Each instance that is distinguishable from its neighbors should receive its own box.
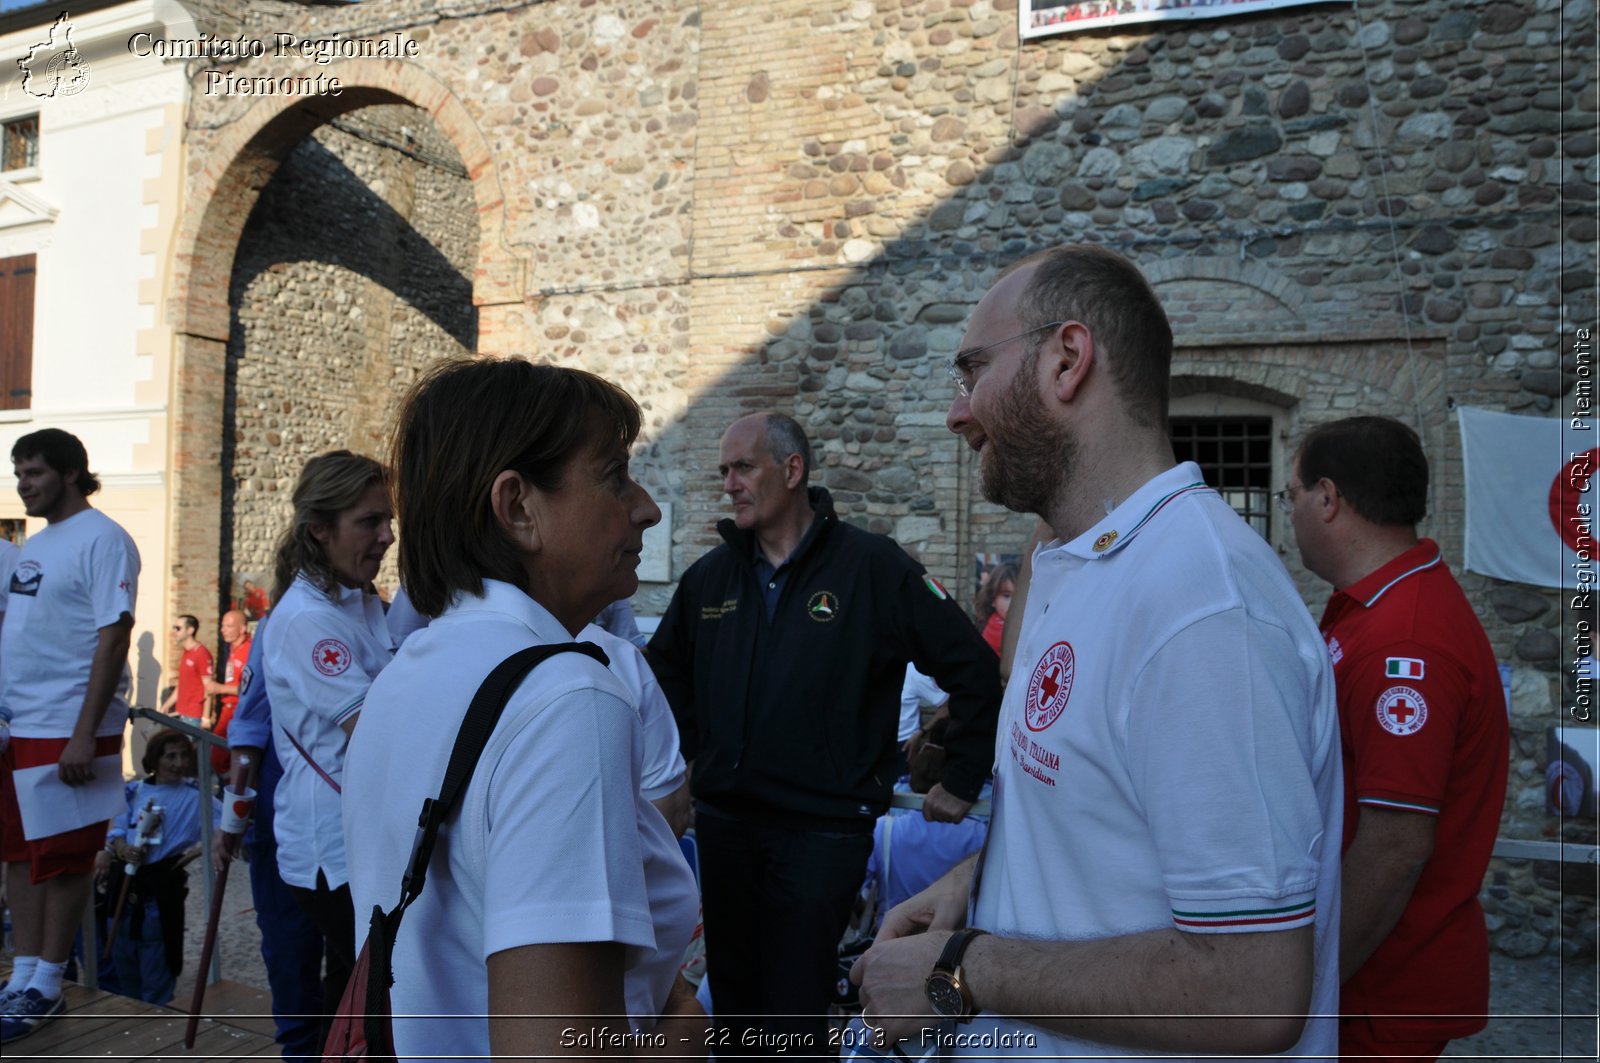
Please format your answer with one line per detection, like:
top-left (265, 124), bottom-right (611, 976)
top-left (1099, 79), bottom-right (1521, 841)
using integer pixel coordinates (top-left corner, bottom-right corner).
top-left (648, 412), bottom-right (1001, 1057)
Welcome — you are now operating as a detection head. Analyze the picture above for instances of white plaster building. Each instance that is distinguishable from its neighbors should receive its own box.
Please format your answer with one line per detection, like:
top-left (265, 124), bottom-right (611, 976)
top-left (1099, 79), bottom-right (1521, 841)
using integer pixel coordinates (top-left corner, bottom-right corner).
top-left (1, 0), bottom-right (197, 706)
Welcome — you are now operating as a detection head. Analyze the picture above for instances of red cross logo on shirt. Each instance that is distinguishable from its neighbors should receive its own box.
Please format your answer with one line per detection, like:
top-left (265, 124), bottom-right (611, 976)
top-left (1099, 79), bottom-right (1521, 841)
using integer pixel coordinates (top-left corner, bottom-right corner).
top-left (312, 638), bottom-right (352, 677)
top-left (1376, 685), bottom-right (1427, 736)
top-left (1039, 665), bottom-right (1062, 703)
top-left (1025, 641), bottom-right (1076, 733)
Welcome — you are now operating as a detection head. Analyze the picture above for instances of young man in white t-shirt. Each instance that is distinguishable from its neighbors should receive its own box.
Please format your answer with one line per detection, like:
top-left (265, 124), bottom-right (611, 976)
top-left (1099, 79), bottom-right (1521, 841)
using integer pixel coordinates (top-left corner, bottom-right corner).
top-left (852, 246), bottom-right (1341, 1062)
top-left (0, 429), bottom-right (140, 1043)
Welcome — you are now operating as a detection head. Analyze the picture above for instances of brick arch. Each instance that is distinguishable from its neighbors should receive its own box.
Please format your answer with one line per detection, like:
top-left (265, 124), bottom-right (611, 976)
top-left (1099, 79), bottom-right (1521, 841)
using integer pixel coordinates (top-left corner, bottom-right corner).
top-left (1143, 256), bottom-right (1309, 317)
top-left (167, 59), bottom-right (512, 626)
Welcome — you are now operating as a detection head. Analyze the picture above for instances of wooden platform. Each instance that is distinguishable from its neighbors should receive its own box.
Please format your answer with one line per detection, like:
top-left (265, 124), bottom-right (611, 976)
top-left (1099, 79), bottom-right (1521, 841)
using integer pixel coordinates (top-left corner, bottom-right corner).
top-left (4, 977), bottom-right (279, 1061)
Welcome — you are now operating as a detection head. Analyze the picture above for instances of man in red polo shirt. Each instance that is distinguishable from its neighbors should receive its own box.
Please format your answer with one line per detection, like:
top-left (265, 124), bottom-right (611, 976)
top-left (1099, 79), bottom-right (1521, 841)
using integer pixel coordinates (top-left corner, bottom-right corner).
top-left (1286, 415), bottom-right (1508, 1063)
top-left (159, 613), bottom-right (213, 726)
top-left (203, 609), bottom-right (251, 776)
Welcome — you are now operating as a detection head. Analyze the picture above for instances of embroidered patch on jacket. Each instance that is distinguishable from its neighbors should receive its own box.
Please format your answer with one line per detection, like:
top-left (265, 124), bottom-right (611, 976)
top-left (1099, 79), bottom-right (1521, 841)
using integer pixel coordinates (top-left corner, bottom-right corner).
top-left (312, 638), bottom-right (352, 677)
top-left (700, 598), bottom-right (738, 621)
top-left (1385, 656), bottom-right (1425, 680)
top-left (1327, 636), bottom-right (1343, 665)
top-left (1025, 641), bottom-right (1076, 732)
top-left (807, 590), bottom-right (839, 622)
top-left (1376, 685), bottom-right (1427, 736)
top-left (923, 575), bottom-right (949, 600)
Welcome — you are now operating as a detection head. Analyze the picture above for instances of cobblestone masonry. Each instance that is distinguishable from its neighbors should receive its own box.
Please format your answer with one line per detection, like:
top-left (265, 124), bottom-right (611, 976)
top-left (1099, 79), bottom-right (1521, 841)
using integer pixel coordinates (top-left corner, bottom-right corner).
top-left (165, 0), bottom-right (1596, 956)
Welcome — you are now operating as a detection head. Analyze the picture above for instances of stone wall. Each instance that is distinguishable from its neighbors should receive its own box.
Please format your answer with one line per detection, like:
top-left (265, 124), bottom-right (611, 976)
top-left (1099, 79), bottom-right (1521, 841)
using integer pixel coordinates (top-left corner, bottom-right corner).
top-left (223, 103), bottom-right (477, 597)
top-left (172, 0), bottom-right (1595, 955)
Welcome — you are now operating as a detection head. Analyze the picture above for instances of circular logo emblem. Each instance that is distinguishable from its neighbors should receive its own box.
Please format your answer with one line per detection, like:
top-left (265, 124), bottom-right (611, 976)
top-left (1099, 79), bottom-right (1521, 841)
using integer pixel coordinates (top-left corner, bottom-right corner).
top-left (46, 50), bottom-right (91, 96)
top-left (312, 638), bottom-right (352, 677)
top-left (1376, 685), bottom-right (1428, 736)
top-left (807, 590), bottom-right (839, 622)
top-left (1092, 530), bottom-right (1119, 552)
top-left (1025, 641), bottom-right (1076, 732)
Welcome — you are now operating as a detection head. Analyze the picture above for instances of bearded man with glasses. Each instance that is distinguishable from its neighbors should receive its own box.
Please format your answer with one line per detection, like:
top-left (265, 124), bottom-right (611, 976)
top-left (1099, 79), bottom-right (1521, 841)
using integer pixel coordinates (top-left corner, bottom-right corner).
top-left (852, 245), bottom-right (1342, 1063)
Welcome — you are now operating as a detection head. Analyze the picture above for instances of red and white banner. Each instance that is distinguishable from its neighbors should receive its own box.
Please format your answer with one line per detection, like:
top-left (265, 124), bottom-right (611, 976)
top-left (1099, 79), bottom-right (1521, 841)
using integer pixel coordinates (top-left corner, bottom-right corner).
top-left (1459, 406), bottom-right (1595, 589)
top-left (1021, 0), bottom-right (1342, 39)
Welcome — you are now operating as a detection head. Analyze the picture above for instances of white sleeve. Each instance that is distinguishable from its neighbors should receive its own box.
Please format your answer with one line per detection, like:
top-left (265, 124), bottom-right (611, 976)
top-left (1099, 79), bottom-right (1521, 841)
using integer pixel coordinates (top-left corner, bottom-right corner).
top-left (479, 683), bottom-right (656, 959)
top-left (0, 540), bottom-right (18, 614)
top-left (87, 526), bottom-right (139, 629)
top-left (273, 608), bottom-right (383, 727)
top-left (1126, 609), bottom-right (1326, 934)
top-left (633, 665), bottom-right (687, 801)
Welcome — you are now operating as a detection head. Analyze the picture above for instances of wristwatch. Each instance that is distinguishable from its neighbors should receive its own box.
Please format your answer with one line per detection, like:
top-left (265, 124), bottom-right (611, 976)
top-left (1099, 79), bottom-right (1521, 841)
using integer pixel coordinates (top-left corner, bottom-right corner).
top-left (925, 928), bottom-right (988, 1022)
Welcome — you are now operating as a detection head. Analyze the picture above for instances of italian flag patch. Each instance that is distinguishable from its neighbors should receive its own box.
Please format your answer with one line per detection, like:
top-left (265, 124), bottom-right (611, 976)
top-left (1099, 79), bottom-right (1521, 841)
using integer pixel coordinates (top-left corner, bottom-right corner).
top-left (923, 576), bottom-right (949, 601)
top-left (1386, 657), bottom-right (1425, 680)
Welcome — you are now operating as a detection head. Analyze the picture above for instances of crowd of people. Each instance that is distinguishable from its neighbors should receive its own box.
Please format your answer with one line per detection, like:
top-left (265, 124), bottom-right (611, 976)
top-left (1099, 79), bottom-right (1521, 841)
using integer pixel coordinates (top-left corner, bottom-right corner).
top-left (0, 244), bottom-right (1510, 1063)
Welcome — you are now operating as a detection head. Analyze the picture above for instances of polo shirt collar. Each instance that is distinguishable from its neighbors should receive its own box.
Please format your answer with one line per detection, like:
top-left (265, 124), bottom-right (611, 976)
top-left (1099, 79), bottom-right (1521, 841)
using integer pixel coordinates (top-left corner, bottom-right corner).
top-left (444, 578), bottom-right (570, 643)
top-left (1042, 462), bottom-right (1212, 562)
top-left (296, 572), bottom-right (372, 612)
top-left (1331, 538), bottom-right (1443, 611)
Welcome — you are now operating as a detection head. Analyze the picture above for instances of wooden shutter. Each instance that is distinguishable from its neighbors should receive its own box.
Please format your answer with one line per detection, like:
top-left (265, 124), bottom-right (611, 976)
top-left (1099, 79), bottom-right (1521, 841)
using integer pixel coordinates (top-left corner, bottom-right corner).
top-left (0, 254), bottom-right (35, 410)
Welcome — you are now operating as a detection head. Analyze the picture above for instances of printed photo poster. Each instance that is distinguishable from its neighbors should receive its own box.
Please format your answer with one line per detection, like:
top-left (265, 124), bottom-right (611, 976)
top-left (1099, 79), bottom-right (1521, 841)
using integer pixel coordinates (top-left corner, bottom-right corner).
top-left (1021, 0), bottom-right (1346, 39)
top-left (1547, 723), bottom-right (1599, 819)
top-left (229, 571), bottom-right (272, 622)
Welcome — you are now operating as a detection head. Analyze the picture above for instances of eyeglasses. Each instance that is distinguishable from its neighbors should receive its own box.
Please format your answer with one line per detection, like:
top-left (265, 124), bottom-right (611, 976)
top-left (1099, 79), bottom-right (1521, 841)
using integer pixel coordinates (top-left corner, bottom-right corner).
top-left (947, 321), bottom-right (1069, 398)
top-left (1274, 482), bottom-right (1306, 514)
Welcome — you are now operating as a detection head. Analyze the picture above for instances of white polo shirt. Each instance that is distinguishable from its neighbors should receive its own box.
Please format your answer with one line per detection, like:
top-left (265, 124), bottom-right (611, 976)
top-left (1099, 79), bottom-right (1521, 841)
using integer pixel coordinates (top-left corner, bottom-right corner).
top-left (263, 573), bottom-right (394, 890)
top-left (0, 508), bottom-right (140, 737)
top-left (344, 580), bottom-right (698, 1056)
top-left (962, 462), bottom-right (1342, 1062)
top-left (900, 665), bottom-right (947, 742)
top-left (582, 624), bottom-right (687, 801)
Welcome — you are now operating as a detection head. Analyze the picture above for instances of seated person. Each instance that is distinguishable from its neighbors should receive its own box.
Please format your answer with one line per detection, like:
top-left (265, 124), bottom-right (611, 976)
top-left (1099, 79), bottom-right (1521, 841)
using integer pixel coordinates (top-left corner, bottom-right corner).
top-left (96, 730), bottom-right (220, 1005)
top-left (862, 720), bottom-right (991, 928)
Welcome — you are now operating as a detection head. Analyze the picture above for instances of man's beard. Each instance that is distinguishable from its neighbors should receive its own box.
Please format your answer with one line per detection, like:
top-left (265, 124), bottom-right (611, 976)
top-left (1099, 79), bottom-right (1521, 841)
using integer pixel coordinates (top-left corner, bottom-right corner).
top-left (979, 354), bottom-right (1077, 518)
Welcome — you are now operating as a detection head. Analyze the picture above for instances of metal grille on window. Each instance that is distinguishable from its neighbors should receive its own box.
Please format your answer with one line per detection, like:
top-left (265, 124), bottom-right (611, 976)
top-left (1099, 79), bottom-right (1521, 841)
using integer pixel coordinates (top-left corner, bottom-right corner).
top-left (1170, 416), bottom-right (1273, 542)
top-left (2, 116), bottom-right (39, 172)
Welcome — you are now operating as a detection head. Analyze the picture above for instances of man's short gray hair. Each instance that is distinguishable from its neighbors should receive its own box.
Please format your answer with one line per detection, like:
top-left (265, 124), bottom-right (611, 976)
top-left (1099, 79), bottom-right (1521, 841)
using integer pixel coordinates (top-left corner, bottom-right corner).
top-left (762, 414), bottom-right (811, 487)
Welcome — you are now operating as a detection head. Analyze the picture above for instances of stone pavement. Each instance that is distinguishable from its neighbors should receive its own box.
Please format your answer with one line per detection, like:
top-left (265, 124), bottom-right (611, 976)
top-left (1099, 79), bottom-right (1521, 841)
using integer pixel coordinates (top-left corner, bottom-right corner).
top-left (1445, 949), bottom-right (1598, 1061)
top-left (178, 865), bottom-right (1596, 1061)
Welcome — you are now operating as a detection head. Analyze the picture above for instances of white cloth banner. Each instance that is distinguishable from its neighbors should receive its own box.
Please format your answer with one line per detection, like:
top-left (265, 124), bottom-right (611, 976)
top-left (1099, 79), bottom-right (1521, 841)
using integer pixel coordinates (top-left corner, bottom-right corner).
top-left (1459, 406), bottom-right (1595, 589)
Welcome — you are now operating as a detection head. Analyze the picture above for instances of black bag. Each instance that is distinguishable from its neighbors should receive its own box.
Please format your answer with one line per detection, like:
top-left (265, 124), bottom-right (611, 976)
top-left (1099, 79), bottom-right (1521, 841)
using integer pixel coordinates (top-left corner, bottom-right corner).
top-left (323, 641), bottom-right (609, 1063)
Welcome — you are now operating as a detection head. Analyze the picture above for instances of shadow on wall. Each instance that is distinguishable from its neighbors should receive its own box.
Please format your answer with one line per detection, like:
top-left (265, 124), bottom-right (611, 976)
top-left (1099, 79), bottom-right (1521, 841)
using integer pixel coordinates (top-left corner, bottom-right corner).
top-left (641, 6), bottom-right (1495, 610)
top-left (220, 104), bottom-right (480, 611)
top-left (133, 629), bottom-right (159, 710)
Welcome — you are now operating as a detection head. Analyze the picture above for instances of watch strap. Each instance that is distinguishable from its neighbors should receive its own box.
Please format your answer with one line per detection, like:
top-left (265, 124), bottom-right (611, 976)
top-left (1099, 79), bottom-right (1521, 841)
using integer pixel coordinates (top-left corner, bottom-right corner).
top-left (935, 927), bottom-right (989, 974)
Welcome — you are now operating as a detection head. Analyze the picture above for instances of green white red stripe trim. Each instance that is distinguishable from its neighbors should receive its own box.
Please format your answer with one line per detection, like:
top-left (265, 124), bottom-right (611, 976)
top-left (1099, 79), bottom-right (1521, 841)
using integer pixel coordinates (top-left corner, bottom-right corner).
top-left (1171, 898), bottom-right (1315, 930)
top-left (1363, 547), bottom-right (1442, 607)
top-left (1116, 482), bottom-right (1211, 547)
top-left (1358, 795), bottom-right (1440, 815)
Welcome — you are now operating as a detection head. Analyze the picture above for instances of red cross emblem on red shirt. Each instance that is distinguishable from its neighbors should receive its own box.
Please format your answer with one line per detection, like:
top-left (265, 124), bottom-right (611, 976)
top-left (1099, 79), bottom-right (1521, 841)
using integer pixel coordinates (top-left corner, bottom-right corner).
top-left (1376, 685), bottom-right (1427, 736)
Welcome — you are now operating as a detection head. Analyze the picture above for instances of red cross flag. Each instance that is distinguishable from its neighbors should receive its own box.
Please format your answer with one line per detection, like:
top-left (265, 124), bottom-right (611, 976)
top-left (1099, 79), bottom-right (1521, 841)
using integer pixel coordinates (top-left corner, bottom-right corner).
top-left (1459, 406), bottom-right (1595, 590)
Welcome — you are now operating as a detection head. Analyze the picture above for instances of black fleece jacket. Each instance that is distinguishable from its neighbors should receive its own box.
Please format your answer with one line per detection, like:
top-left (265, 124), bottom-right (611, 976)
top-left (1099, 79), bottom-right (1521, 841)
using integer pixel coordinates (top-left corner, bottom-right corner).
top-left (646, 488), bottom-right (1001, 829)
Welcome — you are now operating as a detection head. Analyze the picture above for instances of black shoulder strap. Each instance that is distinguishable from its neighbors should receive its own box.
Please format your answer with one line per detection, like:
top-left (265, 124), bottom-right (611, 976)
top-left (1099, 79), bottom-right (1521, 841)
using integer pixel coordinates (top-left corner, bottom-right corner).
top-left (361, 640), bottom-right (608, 1058)
top-left (397, 640), bottom-right (609, 909)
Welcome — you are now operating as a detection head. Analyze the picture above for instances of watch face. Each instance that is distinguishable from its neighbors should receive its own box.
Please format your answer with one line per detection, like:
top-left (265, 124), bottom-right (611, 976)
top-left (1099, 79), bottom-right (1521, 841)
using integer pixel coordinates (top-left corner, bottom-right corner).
top-left (926, 972), bottom-right (966, 1018)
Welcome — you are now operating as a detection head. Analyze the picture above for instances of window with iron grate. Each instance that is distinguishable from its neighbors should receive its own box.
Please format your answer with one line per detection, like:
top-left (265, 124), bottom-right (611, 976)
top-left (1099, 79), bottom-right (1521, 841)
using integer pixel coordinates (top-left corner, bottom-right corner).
top-left (2, 115), bottom-right (38, 172)
top-left (1170, 415), bottom-right (1275, 543)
